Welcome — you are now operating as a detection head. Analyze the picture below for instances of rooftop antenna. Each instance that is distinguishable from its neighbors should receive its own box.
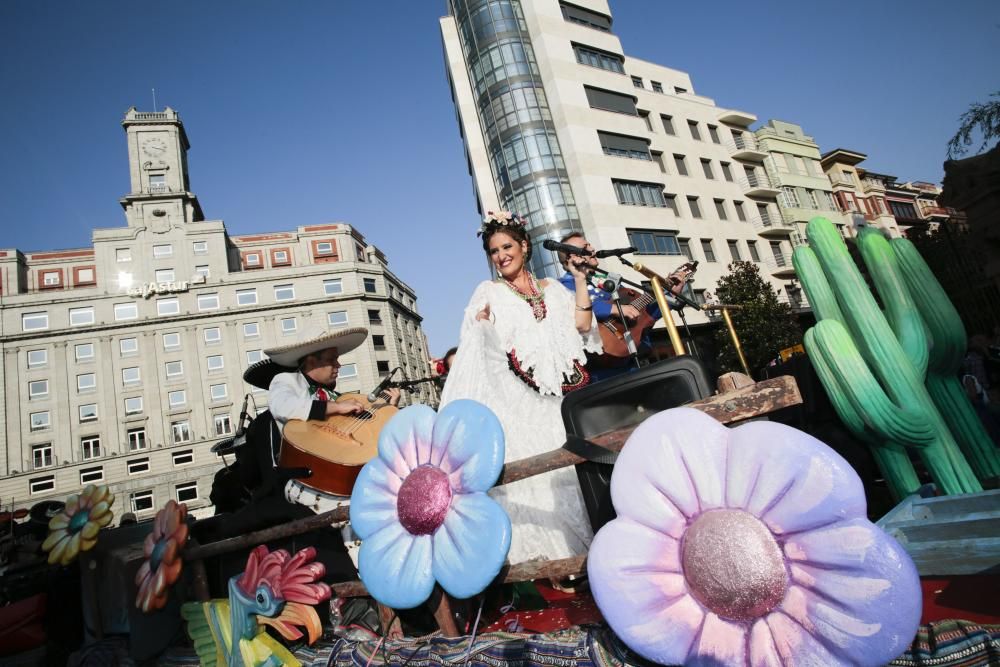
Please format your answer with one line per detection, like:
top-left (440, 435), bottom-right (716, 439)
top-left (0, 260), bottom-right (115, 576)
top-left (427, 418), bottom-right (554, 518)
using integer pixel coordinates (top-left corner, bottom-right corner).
top-left (152, 88), bottom-right (157, 111)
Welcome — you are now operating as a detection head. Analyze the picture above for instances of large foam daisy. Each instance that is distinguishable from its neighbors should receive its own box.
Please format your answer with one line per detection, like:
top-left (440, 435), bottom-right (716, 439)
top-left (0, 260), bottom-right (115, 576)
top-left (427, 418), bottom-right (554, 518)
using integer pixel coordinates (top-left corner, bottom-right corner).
top-left (588, 407), bottom-right (922, 667)
top-left (135, 499), bottom-right (189, 613)
top-left (350, 400), bottom-right (510, 609)
top-left (42, 484), bottom-right (115, 566)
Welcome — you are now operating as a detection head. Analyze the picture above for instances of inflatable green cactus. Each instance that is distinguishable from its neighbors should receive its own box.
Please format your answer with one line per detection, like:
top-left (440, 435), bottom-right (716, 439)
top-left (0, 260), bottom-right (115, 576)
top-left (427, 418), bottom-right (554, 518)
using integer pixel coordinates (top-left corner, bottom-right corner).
top-left (892, 239), bottom-right (1000, 482)
top-left (793, 218), bottom-right (982, 499)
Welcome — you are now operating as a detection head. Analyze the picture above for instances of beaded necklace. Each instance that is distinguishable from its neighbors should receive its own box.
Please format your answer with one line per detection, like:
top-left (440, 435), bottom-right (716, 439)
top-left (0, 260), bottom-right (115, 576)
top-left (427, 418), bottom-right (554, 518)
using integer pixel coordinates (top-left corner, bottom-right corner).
top-left (500, 272), bottom-right (547, 321)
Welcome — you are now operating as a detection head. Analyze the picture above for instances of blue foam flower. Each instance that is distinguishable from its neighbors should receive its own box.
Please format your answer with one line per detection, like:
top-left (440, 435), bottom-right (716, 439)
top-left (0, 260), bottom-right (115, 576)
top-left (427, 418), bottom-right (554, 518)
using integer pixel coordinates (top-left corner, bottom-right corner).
top-left (349, 400), bottom-right (510, 609)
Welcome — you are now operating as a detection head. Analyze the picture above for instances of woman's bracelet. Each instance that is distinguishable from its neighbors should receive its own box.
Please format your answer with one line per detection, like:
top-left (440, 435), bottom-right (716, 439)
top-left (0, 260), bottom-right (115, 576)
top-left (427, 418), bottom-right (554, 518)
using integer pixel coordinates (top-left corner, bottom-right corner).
top-left (576, 304), bottom-right (593, 312)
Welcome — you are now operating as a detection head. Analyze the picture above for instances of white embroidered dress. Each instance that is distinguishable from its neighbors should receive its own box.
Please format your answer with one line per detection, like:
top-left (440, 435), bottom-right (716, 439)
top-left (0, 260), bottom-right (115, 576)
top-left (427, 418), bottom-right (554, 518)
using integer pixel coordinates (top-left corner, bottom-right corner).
top-left (440, 278), bottom-right (602, 565)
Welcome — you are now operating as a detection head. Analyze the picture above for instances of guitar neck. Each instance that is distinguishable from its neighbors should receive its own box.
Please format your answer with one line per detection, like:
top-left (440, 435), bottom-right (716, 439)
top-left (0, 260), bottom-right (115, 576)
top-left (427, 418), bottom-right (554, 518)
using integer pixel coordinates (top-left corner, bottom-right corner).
top-left (628, 292), bottom-right (655, 311)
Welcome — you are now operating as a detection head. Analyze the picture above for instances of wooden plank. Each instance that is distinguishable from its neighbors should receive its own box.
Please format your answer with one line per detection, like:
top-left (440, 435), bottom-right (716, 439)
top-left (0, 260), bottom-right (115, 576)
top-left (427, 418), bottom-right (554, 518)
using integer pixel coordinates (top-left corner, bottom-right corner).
top-left (911, 489), bottom-right (1000, 521)
top-left (500, 376), bottom-right (801, 485)
top-left (429, 587), bottom-right (460, 638)
top-left (890, 513), bottom-right (1000, 543)
top-left (902, 537), bottom-right (1000, 576)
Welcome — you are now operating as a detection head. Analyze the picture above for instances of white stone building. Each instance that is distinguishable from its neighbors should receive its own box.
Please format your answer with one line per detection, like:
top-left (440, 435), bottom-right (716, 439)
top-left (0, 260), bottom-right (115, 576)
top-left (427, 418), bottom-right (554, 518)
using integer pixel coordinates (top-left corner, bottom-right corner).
top-left (0, 107), bottom-right (435, 519)
top-left (440, 0), bottom-right (801, 320)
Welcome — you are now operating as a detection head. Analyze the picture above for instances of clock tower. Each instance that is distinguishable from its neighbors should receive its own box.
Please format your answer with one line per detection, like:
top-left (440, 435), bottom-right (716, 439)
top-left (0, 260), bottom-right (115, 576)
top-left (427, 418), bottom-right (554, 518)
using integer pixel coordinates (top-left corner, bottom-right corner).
top-left (119, 106), bottom-right (204, 229)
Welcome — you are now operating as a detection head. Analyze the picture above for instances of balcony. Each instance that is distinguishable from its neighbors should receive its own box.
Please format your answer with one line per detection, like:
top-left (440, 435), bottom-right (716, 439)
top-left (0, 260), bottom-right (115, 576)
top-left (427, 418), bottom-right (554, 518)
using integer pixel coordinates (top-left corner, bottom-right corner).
top-left (718, 109), bottom-right (757, 126)
top-left (725, 134), bottom-right (768, 161)
top-left (756, 126), bottom-right (815, 144)
top-left (750, 214), bottom-right (795, 236)
top-left (766, 252), bottom-right (797, 277)
top-left (739, 171), bottom-right (781, 198)
top-left (777, 292), bottom-right (811, 312)
top-left (830, 175), bottom-right (856, 188)
top-left (148, 184), bottom-right (171, 194)
top-left (861, 178), bottom-right (886, 194)
top-left (921, 205), bottom-right (950, 219)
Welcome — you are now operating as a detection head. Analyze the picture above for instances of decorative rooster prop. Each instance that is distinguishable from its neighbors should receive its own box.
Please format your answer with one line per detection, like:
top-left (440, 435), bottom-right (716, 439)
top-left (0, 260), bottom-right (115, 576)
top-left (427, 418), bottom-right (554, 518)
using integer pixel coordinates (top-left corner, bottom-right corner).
top-left (181, 545), bottom-right (332, 667)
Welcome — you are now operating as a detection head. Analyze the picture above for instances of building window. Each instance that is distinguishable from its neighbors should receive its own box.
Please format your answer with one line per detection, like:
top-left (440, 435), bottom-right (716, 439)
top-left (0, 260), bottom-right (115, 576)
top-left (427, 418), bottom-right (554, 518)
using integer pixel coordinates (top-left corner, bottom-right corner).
top-left (244, 252), bottom-right (262, 268)
top-left (157, 298), bottom-right (180, 316)
top-left (672, 154), bottom-right (688, 176)
top-left (807, 189), bottom-right (820, 209)
top-left (822, 190), bottom-right (837, 210)
top-left (207, 355), bottom-right (224, 372)
top-left (210, 384), bottom-right (228, 401)
top-left (155, 268), bottom-right (175, 282)
top-left (377, 360), bottom-right (390, 373)
top-left (720, 161), bottom-right (734, 183)
top-left (75, 343), bottom-right (95, 361)
top-left (598, 131), bottom-right (651, 160)
top-left (700, 159), bottom-right (714, 179)
top-left (678, 238), bottom-right (693, 260)
top-left (734, 201), bottom-right (747, 222)
top-left (631, 75), bottom-right (643, 89)
top-left (573, 44), bottom-right (625, 73)
top-left (560, 1), bottom-right (611, 30)
top-left (651, 80), bottom-right (663, 93)
top-left (214, 414), bottom-right (232, 436)
top-left (758, 203), bottom-right (773, 225)
top-left (714, 199), bottom-right (728, 221)
top-left (29, 475), bottom-right (55, 495)
top-left (770, 241), bottom-right (786, 266)
top-left (74, 268), bottom-right (96, 286)
top-left (780, 187), bottom-right (801, 209)
top-left (627, 229), bottom-right (681, 256)
top-left (172, 421), bottom-right (191, 444)
top-left (30, 411), bottom-right (50, 431)
top-left (235, 288), bottom-right (257, 306)
top-left (242, 322), bottom-right (260, 338)
top-left (193, 264), bottom-right (210, 278)
top-left (728, 240), bottom-right (743, 262)
top-left (192, 241), bottom-right (208, 255)
top-left (687, 197), bottom-right (702, 219)
top-left (122, 367), bottom-right (141, 386)
top-left (316, 241), bottom-right (334, 255)
top-left (168, 390), bottom-right (186, 408)
top-left (114, 302), bottom-right (138, 321)
top-left (339, 363), bottom-right (358, 379)
top-left (77, 373), bottom-right (96, 392)
top-left (747, 240), bottom-right (761, 262)
top-left (27, 349), bottom-right (48, 368)
top-left (204, 327), bottom-right (222, 344)
top-left (688, 120), bottom-right (702, 141)
top-left (368, 309), bottom-right (382, 325)
top-left (660, 114), bottom-right (675, 135)
top-left (889, 201), bottom-right (919, 219)
top-left (29, 379), bottom-right (49, 399)
top-left (584, 86), bottom-right (638, 115)
top-left (328, 311), bottom-right (348, 327)
top-left (372, 335), bottom-right (385, 350)
top-left (41, 271), bottom-right (62, 287)
top-left (128, 428), bottom-right (147, 451)
top-left (197, 293), bottom-right (220, 311)
top-left (153, 244), bottom-right (173, 259)
top-left (173, 449), bottom-right (193, 466)
top-left (162, 332), bottom-right (181, 350)
top-left (176, 481), bottom-right (199, 504)
top-left (674, 86), bottom-right (687, 94)
top-left (272, 249), bottom-right (290, 265)
top-left (280, 317), bottom-right (297, 334)
top-left (32, 444), bottom-right (53, 469)
top-left (80, 466), bottom-right (104, 485)
top-left (124, 397), bottom-right (143, 415)
top-left (708, 124), bottom-right (721, 144)
top-left (246, 349), bottom-right (263, 365)
top-left (323, 278), bottom-right (343, 295)
top-left (116, 248), bottom-right (132, 262)
top-left (659, 194), bottom-right (678, 216)
top-left (130, 490), bottom-right (154, 513)
top-left (364, 278), bottom-right (377, 293)
top-left (79, 404), bottom-right (97, 422)
top-left (701, 239), bottom-right (717, 262)
top-left (274, 284), bottom-right (295, 301)
top-left (612, 179), bottom-right (667, 207)
top-left (81, 436), bottom-right (101, 460)
top-left (22, 312), bottom-right (49, 331)
top-left (165, 360), bottom-right (184, 378)
top-left (120, 337), bottom-right (138, 355)
top-left (69, 307), bottom-right (94, 327)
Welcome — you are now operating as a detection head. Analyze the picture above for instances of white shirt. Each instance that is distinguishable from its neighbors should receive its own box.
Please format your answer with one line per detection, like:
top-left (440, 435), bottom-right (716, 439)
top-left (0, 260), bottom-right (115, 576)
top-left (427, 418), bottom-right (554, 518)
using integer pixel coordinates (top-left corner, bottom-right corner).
top-left (268, 371), bottom-right (336, 431)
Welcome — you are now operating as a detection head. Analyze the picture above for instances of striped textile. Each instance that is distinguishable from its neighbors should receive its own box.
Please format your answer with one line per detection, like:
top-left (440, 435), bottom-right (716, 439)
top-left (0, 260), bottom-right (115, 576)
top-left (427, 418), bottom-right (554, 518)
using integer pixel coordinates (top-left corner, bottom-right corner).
top-left (889, 620), bottom-right (1000, 666)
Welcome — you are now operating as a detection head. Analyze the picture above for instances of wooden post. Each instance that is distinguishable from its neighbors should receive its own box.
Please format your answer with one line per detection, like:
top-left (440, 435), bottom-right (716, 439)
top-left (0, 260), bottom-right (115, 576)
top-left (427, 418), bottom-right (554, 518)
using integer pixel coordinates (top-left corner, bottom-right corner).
top-left (429, 586), bottom-right (460, 637)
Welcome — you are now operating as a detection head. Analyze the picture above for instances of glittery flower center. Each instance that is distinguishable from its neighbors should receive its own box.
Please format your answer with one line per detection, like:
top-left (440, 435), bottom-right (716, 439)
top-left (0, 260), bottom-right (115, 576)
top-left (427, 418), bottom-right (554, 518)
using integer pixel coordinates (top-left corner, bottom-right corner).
top-left (69, 510), bottom-right (90, 534)
top-left (397, 465), bottom-right (453, 535)
top-left (681, 509), bottom-right (787, 622)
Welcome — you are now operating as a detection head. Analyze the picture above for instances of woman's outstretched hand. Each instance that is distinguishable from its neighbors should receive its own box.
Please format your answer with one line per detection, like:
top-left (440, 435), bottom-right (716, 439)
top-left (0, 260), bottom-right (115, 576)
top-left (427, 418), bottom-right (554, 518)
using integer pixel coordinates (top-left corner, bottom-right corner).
top-left (476, 304), bottom-right (492, 322)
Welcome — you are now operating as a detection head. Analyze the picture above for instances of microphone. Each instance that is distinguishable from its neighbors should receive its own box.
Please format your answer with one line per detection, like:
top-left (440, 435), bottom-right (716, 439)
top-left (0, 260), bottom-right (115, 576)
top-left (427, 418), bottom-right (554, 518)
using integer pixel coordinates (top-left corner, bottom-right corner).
top-left (594, 246), bottom-right (637, 259)
top-left (542, 239), bottom-right (593, 257)
top-left (368, 367), bottom-right (400, 402)
top-left (234, 393), bottom-right (250, 438)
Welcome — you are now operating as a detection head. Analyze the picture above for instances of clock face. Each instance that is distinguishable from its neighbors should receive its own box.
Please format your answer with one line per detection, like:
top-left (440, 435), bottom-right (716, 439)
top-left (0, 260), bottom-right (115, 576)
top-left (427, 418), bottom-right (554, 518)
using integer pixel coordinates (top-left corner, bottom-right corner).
top-left (142, 138), bottom-right (167, 157)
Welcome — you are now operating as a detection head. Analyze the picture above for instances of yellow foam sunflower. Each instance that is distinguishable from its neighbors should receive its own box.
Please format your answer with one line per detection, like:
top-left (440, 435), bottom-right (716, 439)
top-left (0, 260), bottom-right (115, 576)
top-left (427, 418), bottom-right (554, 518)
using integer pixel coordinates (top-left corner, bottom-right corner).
top-left (42, 484), bottom-right (115, 566)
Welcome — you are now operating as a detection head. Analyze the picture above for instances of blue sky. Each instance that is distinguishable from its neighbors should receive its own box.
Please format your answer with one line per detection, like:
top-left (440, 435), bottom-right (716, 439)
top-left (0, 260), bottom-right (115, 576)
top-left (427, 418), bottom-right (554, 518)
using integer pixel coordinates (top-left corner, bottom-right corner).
top-left (1, 1), bottom-right (997, 357)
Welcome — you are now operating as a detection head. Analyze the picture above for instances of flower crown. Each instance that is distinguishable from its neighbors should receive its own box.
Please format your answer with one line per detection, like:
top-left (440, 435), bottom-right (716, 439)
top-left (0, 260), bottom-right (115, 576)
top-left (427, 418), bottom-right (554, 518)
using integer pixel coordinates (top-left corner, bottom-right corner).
top-left (477, 210), bottom-right (526, 237)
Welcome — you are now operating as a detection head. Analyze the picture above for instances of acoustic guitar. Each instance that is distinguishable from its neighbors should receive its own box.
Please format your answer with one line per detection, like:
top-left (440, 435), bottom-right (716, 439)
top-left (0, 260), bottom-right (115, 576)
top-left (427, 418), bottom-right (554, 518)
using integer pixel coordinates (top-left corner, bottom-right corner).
top-left (279, 392), bottom-right (399, 497)
top-left (591, 261), bottom-right (697, 366)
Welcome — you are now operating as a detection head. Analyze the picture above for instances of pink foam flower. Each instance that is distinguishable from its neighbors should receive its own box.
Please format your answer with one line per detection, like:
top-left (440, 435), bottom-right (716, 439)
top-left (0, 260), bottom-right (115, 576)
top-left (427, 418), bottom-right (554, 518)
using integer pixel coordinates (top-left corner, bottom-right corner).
top-left (588, 408), bottom-right (922, 666)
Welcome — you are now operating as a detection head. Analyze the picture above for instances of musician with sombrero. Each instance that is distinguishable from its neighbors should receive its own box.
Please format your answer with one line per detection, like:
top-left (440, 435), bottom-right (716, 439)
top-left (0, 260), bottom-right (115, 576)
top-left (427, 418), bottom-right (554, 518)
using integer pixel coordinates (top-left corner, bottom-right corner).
top-left (262, 325), bottom-right (401, 431)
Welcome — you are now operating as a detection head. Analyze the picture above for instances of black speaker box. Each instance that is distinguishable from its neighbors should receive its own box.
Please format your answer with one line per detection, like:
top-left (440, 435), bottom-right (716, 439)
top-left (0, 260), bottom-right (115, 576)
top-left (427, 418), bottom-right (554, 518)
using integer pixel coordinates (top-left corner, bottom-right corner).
top-left (561, 356), bottom-right (713, 532)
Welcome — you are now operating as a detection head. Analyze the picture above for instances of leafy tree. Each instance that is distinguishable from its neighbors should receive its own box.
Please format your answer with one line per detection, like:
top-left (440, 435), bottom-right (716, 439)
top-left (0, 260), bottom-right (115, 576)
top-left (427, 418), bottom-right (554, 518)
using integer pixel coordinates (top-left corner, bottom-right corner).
top-left (947, 90), bottom-right (1000, 158)
top-left (711, 261), bottom-right (803, 375)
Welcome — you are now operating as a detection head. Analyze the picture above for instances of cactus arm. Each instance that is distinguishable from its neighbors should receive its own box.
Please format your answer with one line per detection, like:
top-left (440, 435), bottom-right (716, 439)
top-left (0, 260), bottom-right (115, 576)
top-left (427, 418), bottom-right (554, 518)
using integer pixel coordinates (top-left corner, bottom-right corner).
top-left (927, 373), bottom-right (1000, 481)
top-left (810, 320), bottom-right (935, 446)
top-left (792, 245), bottom-right (846, 324)
top-left (857, 228), bottom-right (929, 377)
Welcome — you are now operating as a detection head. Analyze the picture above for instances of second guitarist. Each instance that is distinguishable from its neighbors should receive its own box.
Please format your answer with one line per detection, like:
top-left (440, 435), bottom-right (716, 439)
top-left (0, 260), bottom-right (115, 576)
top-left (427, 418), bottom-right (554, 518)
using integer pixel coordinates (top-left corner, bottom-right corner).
top-left (555, 232), bottom-right (693, 381)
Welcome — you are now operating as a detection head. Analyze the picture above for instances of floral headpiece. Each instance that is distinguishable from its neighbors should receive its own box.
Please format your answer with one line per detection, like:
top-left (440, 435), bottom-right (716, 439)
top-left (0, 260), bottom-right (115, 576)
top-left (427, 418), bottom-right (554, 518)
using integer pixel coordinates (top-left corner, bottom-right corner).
top-left (477, 210), bottom-right (526, 237)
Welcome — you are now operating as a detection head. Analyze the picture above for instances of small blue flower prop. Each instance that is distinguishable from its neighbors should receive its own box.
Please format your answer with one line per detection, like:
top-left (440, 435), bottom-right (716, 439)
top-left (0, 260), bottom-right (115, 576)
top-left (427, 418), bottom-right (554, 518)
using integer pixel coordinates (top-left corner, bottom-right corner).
top-left (350, 400), bottom-right (511, 609)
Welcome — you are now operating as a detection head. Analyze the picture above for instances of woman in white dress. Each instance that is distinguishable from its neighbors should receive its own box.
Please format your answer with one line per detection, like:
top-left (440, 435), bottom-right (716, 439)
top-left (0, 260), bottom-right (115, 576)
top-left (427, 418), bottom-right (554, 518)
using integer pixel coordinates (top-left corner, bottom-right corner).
top-left (440, 212), bottom-right (601, 565)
